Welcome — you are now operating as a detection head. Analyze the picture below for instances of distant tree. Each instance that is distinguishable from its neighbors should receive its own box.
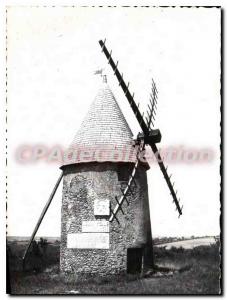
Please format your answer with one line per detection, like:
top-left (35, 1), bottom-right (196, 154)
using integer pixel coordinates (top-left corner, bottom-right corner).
top-left (38, 237), bottom-right (48, 255)
top-left (32, 240), bottom-right (41, 257)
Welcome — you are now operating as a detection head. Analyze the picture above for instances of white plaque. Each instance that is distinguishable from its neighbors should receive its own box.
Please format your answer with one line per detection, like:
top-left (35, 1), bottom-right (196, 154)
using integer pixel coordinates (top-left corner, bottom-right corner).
top-left (94, 199), bottom-right (110, 216)
top-left (82, 220), bottom-right (109, 232)
top-left (67, 233), bottom-right (109, 249)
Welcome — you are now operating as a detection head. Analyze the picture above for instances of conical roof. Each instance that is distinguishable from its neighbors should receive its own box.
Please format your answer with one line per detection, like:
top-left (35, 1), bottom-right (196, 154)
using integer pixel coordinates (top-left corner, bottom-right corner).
top-left (71, 83), bottom-right (133, 148)
top-left (61, 81), bottom-right (148, 167)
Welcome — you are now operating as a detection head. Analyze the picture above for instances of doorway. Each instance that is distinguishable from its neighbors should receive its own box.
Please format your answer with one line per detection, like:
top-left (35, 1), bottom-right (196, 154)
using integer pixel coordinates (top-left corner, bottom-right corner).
top-left (127, 248), bottom-right (143, 274)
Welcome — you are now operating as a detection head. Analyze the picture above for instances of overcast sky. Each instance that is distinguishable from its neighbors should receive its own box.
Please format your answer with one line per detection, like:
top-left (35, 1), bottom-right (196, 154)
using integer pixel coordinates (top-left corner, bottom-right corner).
top-left (7, 6), bottom-right (220, 237)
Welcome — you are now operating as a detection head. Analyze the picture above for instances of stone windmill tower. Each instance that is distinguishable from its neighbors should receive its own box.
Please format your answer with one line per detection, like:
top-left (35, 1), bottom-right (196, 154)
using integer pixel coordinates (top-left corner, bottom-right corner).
top-left (23, 40), bottom-right (182, 277)
top-left (60, 76), bottom-right (153, 277)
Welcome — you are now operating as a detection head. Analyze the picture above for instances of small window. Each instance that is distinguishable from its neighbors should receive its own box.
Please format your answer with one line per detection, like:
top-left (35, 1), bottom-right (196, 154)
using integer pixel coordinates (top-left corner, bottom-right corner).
top-left (117, 165), bottom-right (133, 182)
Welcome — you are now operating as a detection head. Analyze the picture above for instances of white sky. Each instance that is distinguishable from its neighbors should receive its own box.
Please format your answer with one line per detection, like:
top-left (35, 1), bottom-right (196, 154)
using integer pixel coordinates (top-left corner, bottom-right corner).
top-left (6, 6), bottom-right (221, 238)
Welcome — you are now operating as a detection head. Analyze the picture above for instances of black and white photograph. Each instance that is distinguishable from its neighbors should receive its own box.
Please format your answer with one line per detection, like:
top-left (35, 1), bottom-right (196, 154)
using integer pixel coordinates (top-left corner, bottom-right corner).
top-left (4, 4), bottom-right (221, 295)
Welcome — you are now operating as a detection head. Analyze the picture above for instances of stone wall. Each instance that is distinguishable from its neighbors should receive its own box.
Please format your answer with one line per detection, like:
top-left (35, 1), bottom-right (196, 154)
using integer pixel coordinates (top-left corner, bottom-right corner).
top-left (60, 162), bottom-right (152, 278)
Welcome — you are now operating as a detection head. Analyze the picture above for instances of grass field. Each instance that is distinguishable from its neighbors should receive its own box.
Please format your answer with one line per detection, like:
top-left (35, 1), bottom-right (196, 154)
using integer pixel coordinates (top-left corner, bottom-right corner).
top-left (156, 237), bottom-right (216, 249)
top-left (7, 239), bottom-right (221, 295)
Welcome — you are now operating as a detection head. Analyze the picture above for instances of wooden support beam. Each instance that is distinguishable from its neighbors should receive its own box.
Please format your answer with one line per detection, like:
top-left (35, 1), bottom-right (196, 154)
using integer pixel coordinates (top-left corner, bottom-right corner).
top-left (22, 172), bottom-right (63, 268)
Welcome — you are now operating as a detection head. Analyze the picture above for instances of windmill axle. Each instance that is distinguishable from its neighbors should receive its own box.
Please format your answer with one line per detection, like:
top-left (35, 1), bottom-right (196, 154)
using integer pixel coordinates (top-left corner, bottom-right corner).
top-left (137, 129), bottom-right (162, 144)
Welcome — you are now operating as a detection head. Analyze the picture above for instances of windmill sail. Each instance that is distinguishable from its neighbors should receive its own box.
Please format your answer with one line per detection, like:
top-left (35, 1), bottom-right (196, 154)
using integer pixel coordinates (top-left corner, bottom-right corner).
top-left (145, 79), bottom-right (158, 130)
top-left (99, 40), bottom-right (150, 136)
top-left (99, 39), bottom-right (182, 217)
top-left (110, 140), bottom-right (144, 222)
top-left (150, 143), bottom-right (183, 216)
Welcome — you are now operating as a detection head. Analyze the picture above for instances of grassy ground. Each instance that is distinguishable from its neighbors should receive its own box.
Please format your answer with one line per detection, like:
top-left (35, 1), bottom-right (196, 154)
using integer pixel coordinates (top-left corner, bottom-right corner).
top-left (8, 240), bottom-right (221, 295)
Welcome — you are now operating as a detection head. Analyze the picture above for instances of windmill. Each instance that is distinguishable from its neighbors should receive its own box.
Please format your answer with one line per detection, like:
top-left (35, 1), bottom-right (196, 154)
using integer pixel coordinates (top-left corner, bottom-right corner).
top-left (22, 40), bottom-right (182, 277)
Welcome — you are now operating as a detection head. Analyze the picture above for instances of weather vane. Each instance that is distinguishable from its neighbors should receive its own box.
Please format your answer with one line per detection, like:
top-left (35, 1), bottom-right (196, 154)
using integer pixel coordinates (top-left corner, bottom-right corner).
top-left (94, 68), bottom-right (107, 82)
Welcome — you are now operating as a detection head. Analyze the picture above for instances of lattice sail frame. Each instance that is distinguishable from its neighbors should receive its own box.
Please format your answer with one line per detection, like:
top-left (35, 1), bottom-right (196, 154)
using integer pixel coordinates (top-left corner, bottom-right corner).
top-left (110, 140), bottom-right (144, 222)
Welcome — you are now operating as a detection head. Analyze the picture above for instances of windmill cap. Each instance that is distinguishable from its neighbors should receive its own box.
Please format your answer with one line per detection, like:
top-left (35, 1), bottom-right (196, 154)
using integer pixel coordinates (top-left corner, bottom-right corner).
top-left (60, 82), bottom-right (149, 168)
